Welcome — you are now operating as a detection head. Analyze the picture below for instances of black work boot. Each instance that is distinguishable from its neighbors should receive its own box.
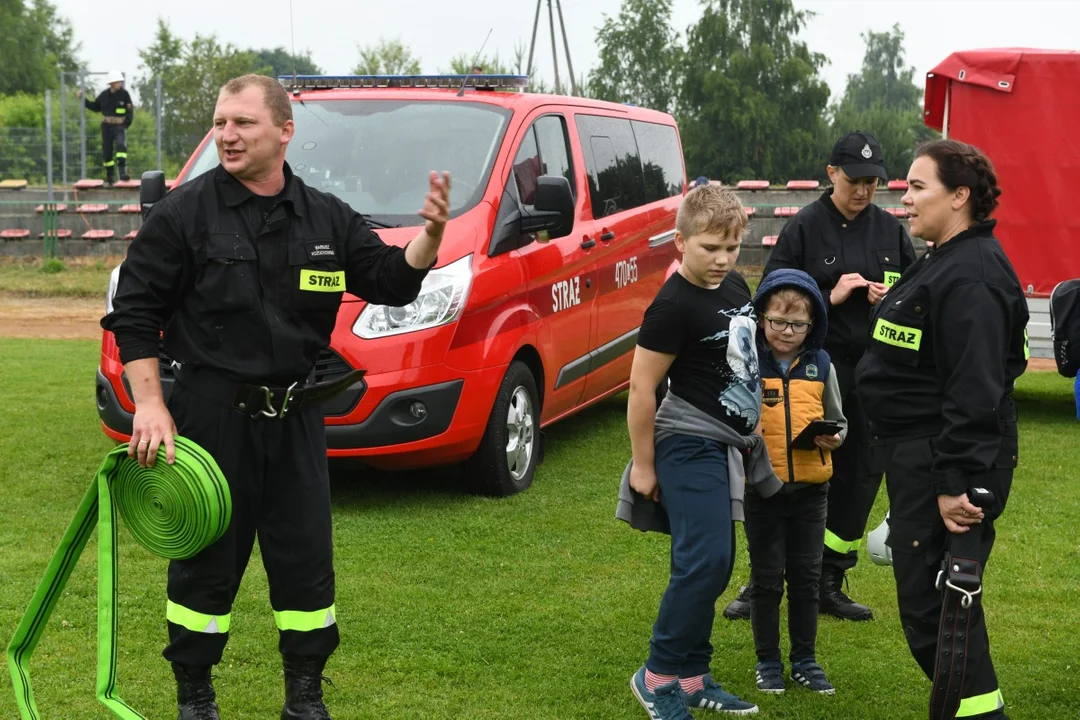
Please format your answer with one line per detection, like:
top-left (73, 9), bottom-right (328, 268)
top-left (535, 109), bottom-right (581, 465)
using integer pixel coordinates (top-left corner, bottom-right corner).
top-left (118, 161), bottom-right (130, 182)
top-left (722, 584), bottom-right (752, 620)
top-left (819, 566), bottom-right (873, 621)
top-left (172, 663), bottom-right (221, 720)
top-left (282, 656), bottom-right (332, 720)
top-left (105, 165), bottom-right (115, 186)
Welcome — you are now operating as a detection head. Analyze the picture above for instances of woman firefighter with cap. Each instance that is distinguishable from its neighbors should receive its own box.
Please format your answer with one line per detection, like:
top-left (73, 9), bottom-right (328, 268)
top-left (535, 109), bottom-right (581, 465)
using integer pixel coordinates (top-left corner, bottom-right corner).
top-left (855, 139), bottom-right (1025, 719)
top-left (723, 131), bottom-right (916, 623)
top-left (78, 70), bottom-right (134, 185)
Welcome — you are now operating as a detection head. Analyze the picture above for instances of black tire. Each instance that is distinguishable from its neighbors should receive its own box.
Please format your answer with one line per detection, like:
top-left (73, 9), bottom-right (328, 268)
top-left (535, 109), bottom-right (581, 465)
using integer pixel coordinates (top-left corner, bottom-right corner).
top-left (463, 361), bottom-right (541, 496)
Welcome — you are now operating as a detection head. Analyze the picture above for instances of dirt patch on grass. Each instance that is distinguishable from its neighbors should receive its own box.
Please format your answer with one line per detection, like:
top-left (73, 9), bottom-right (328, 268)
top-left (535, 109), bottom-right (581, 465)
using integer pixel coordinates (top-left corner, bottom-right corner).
top-left (0, 294), bottom-right (103, 340)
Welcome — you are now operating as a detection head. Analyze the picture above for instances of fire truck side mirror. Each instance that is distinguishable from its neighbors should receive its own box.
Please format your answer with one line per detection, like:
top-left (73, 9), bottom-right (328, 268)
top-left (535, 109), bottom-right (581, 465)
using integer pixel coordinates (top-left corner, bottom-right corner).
top-left (140, 171), bottom-right (167, 220)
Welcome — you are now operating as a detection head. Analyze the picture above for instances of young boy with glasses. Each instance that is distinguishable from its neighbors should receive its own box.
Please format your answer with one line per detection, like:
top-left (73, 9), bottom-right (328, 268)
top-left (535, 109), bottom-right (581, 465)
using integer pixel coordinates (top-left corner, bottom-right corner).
top-left (746, 268), bottom-right (848, 696)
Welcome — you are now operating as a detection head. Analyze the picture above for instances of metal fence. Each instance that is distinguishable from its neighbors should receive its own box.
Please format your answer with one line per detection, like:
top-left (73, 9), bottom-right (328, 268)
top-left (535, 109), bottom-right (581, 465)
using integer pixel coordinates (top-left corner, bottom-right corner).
top-left (0, 77), bottom-right (166, 187)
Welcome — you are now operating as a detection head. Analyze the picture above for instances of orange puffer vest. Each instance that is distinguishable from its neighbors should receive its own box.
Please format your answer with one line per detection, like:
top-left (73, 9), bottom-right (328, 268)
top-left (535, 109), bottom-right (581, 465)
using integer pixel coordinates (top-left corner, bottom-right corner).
top-left (760, 349), bottom-right (833, 484)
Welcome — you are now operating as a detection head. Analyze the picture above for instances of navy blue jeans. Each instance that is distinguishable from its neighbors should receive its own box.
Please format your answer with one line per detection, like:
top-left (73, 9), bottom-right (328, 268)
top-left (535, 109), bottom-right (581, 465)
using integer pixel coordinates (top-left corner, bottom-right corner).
top-left (646, 434), bottom-right (736, 677)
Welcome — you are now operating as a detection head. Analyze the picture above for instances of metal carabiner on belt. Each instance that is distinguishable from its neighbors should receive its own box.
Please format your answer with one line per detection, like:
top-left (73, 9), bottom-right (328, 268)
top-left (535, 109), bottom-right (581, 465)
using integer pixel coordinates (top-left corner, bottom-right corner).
top-left (258, 382), bottom-right (298, 419)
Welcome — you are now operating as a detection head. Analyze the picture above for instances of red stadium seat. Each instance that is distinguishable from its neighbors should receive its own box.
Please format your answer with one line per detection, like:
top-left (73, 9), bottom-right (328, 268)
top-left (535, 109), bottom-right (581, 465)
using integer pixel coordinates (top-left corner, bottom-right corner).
top-left (785, 180), bottom-right (820, 190)
top-left (74, 178), bottom-right (105, 189)
top-left (75, 203), bottom-right (109, 214)
top-left (773, 206), bottom-right (800, 218)
top-left (119, 204), bottom-right (141, 214)
top-left (887, 180), bottom-right (909, 191)
top-left (82, 229), bottom-right (115, 240)
top-left (35, 204), bottom-right (69, 213)
top-left (737, 180), bottom-right (769, 191)
top-left (0, 228), bottom-right (31, 239)
top-left (762, 235), bottom-right (779, 247)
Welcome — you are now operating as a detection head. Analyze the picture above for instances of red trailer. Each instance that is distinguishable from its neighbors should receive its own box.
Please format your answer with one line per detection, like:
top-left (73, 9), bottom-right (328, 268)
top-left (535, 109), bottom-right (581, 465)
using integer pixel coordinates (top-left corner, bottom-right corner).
top-left (923, 48), bottom-right (1080, 299)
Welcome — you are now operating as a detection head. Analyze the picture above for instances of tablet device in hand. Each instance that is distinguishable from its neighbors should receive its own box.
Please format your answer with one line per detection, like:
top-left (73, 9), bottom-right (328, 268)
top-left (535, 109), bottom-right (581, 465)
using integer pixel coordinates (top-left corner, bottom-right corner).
top-left (791, 420), bottom-right (843, 450)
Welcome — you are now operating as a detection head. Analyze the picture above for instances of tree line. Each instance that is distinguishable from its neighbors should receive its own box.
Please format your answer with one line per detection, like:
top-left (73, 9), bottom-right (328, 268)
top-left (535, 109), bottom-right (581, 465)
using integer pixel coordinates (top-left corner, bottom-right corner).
top-left (0, 0), bottom-right (934, 184)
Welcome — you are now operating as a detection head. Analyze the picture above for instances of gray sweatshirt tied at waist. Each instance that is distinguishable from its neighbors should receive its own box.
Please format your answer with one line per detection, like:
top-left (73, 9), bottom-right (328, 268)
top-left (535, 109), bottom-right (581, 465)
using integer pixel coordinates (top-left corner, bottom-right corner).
top-left (616, 392), bottom-right (783, 532)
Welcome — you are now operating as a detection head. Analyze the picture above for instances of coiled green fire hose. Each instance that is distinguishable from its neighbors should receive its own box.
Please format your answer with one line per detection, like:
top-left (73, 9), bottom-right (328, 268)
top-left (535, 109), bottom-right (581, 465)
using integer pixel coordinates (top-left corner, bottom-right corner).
top-left (6, 436), bottom-right (230, 719)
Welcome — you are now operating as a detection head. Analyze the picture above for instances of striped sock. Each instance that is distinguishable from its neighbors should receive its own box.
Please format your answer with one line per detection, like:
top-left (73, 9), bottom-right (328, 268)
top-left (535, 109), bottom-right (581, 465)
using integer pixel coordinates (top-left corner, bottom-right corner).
top-left (644, 669), bottom-right (679, 692)
top-left (679, 675), bottom-right (706, 694)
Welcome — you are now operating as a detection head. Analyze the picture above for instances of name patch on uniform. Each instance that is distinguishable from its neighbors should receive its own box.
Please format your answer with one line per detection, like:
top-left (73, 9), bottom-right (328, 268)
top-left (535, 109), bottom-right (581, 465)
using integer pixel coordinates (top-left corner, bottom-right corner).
top-left (884, 271), bottom-right (901, 288)
top-left (306, 241), bottom-right (337, 260)
top-left (300, 269), bottom-right (345, 292)
top-left (763, 388), bottom-right (783, 407)
top-left (874, 318), bottom-right (921, 350)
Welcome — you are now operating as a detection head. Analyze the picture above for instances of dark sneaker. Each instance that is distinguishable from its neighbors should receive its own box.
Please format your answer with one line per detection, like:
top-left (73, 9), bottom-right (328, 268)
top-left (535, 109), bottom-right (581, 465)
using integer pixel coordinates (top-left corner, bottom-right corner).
top-left (819, 569), bottom-right (873, 621)
top-left (754, 661), bottom-right (785, 694)
top-left (631, 667), bottom-right (695, 720)
top-left (683, 674), bottom-right (759, 714)
top-left (722, 585), bottom-right (751, 621)
top-left (791, 660), bottom-right (835, 695)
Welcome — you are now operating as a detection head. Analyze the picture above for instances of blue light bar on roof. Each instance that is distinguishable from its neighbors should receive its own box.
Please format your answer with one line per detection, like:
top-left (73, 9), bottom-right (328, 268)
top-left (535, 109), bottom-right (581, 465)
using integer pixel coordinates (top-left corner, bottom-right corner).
top-left (277, 74), bottom-right (529, 91)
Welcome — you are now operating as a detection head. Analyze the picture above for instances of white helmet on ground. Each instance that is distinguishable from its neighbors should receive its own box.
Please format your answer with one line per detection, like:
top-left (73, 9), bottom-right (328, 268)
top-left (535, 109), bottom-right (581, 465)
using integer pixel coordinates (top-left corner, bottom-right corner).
top-left (867, 513), bottom-right (893, 566)
top-left (106, 70), bottom-right (125, 85)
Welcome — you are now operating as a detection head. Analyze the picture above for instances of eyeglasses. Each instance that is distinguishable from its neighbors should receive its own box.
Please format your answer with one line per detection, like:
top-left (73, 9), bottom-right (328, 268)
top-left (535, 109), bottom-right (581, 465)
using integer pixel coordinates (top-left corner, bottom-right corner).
top-left (763, 315), bottom-right (812, 334)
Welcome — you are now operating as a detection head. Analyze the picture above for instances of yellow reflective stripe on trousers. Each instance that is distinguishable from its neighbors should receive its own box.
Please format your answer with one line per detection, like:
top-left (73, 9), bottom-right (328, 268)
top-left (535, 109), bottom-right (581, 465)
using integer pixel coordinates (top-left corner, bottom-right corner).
top-left (874, 318), bottom-right (922, 350)
top-left (115, 152), bottom-right (128, 159)
top-left (275, 605), bottom-right (336, 632)
top-left (114, 108), bottom-right (126, 114)
top-left (1023, 328), bottom-right (1030, 360)
top-left (103, 161), bottom-right (116, 167)
top-left (824, 529), bottom-right (861, 554)
top-left (955, 689), bottom-right (1004, 717)
top-left (166, 600), bottom-right (231, 633)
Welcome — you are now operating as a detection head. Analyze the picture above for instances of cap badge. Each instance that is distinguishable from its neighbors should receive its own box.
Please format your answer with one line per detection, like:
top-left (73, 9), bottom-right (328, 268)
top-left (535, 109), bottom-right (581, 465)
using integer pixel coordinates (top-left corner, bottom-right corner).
top-left (861, 143), bottom-right (873, 159)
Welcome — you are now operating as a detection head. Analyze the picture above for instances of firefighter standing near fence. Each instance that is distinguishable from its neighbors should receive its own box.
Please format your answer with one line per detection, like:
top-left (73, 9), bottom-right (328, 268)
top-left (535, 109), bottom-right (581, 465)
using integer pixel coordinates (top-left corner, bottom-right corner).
top-left (856, 139), bottom-right (1025, 719)
top-left (78, 70), bottom-right (133, 185)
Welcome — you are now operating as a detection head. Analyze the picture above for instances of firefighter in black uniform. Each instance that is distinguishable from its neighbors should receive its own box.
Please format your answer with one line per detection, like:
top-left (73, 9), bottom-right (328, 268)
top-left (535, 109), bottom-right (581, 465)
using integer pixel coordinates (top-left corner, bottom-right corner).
top-left (724, 131), bottom-right (916, 623)
top-left (79, 70), bottom-right (134, 184)
top-left (101, 74), bottom-right (451, 720)
top-left (856, 140), bottom-right (1025, 719)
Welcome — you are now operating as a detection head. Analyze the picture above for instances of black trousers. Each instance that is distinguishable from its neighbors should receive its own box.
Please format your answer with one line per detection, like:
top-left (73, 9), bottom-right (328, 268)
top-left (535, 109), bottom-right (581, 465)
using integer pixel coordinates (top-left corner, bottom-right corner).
top-left (879, 435), bottom-right (1012, 719)
top-left (822, 360), bottom-right (883, 573)
top-left (101, 123), bottom-right (127, 180)
top-left (745, 484), bottom-right (828, 663)
top-left (162, 380), bottom-right (339, 667)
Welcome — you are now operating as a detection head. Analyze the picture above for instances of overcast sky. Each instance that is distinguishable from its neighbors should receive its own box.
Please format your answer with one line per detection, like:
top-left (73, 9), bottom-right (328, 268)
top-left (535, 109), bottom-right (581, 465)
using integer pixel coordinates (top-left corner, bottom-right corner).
top-left (51, 0), bottom-right (1079, 103)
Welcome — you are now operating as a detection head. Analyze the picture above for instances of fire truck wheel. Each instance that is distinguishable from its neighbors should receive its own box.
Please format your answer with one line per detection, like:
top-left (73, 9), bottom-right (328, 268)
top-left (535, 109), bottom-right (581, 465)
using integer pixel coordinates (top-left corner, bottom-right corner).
top-left (464, 361), bottom-right (540, 496)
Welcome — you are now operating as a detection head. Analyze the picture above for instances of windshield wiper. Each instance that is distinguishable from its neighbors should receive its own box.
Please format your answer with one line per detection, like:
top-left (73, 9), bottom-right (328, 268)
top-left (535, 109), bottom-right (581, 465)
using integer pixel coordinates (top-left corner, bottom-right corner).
top-left (361, 213), bottom-right (402, 229)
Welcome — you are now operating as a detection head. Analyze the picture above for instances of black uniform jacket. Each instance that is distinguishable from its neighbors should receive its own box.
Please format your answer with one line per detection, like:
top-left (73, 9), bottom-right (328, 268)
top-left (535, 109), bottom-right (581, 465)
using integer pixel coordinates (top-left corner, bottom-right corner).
top-left (764, 190), bottom-right (916, 362)
top-left (86, 88), bottom-right (134, 126)
top-left (102, 163), bottom-right (430, 384)
top-left (855, 220), bottom-right (1029, 496)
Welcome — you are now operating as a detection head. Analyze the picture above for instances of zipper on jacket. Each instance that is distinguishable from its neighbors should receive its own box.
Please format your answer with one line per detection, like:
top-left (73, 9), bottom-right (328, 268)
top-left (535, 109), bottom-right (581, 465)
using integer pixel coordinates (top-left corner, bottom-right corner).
top-left (783, 373), bottom-right (795, 485)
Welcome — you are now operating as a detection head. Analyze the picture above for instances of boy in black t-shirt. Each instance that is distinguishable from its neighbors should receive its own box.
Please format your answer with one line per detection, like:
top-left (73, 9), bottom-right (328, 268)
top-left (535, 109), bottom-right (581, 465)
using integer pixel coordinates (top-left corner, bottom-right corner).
top-left (626, 184), bottom-right (765, 719)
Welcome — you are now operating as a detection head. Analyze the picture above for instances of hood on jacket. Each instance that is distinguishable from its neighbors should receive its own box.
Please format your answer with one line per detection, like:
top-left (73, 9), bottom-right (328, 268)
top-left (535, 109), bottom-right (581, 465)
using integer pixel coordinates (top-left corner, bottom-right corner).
top-left (752, 268), bottom-right (829, 352)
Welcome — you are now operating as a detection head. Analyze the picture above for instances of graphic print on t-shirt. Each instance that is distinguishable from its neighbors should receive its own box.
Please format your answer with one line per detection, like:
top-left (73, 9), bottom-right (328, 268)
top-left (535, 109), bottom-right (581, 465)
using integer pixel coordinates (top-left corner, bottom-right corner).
top-left (697, 302), bottom-right (762, 429)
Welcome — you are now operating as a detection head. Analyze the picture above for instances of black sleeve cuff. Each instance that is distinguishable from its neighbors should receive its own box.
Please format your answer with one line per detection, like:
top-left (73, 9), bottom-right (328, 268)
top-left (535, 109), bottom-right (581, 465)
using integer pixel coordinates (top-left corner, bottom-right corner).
top-left (115, 334), bottom-right (161, 365)
top-left (934, 469), bottom-right (971, 498)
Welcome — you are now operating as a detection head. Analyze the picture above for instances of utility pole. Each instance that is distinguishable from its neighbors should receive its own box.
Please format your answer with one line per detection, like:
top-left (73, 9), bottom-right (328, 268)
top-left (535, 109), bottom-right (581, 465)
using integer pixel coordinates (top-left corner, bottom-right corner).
top-left (527, 0), bottom-right (577, 95)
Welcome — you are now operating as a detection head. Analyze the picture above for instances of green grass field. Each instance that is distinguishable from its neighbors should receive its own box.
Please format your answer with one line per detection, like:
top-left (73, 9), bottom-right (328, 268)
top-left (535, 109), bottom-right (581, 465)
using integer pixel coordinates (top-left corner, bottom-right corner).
top-left (0, 257), bottom-right (119, 298)
top-left (1, 339), bottom-right (1076, 719)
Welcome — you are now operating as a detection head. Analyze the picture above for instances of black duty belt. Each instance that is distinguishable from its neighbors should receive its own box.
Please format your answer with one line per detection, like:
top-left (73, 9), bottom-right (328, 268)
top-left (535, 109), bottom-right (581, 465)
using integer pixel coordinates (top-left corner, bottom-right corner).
top-left (176, 365), bottom-right (366, 419)
top-left (930, 486), bottom-right (995, 719)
